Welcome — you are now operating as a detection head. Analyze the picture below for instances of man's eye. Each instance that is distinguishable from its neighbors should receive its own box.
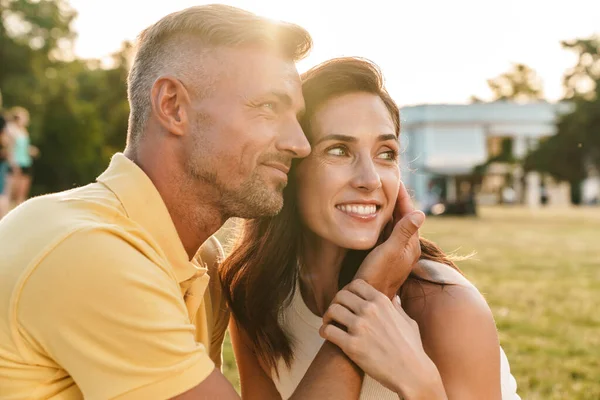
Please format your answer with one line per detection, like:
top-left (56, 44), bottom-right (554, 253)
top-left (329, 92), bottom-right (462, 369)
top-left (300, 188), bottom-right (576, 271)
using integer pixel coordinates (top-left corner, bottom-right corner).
top-left (260, 102), bottom-right (275, 110)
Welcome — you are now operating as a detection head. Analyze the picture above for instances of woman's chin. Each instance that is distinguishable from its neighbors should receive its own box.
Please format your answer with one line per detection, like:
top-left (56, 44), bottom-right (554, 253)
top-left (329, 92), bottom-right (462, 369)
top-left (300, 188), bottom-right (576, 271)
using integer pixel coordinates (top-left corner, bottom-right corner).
top-left (339, 237), bottom-right (379, 251)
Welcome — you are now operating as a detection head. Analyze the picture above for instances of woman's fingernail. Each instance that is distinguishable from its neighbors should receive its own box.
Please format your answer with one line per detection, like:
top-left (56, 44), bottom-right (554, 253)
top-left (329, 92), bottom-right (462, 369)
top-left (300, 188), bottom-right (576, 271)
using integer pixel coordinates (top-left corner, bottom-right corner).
top-left (394, 295), bottom-right (402, 306)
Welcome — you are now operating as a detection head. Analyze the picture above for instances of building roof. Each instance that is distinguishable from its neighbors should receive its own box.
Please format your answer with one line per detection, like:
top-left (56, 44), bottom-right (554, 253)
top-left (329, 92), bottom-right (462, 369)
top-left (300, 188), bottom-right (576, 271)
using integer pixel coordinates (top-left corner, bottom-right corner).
top-left (400, 101), bottom-right (573, 127)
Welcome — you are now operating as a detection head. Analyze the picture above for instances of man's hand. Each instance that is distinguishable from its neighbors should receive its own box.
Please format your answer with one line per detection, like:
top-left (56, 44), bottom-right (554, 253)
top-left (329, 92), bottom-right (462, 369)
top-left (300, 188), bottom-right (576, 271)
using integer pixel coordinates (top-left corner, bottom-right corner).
top-left (354, 182), bottom-right (425, 298)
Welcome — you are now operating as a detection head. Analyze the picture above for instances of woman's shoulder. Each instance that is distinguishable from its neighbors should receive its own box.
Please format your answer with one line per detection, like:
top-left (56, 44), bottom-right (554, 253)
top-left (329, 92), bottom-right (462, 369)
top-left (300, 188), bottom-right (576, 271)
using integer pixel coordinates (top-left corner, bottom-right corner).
top-left (401, 262), bottom-right (503, 397)
top-left (402, 261), bottom-right (500, 382)
top-left (401, 259), bottom-right (493, 327)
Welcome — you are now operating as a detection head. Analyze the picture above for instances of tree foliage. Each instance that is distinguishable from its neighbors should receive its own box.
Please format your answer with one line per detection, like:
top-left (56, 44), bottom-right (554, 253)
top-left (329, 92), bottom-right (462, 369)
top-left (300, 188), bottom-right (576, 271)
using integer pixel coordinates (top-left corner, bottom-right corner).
top-left (487, 63), bottom-right (545, 103)
top-left (1, 0), bottom-right (130, 195)
top-left (524, 36), bottom-right (600, 189)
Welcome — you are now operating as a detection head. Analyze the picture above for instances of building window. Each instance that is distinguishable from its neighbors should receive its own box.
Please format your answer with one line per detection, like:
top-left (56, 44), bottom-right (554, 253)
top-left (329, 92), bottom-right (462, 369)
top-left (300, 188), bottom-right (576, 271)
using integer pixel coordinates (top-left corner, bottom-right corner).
top-left (487, 136), bottom-right (514, 162)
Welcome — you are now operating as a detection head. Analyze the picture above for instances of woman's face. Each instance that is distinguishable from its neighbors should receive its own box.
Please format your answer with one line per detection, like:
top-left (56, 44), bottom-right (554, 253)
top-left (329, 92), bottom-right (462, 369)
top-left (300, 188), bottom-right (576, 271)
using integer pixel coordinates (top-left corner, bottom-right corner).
top-left (14, 112), bottom-right (28, 128)
top-left (295, 92), bottom-right (400, 250)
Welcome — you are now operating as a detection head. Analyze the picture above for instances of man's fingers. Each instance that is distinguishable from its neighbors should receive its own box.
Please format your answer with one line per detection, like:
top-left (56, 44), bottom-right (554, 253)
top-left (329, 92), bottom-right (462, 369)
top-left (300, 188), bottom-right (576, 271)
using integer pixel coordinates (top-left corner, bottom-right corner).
top-left (376, 219), bottom-right (393, 246)
top-left (390, 211), bottom-right (425, 244)
top-left (409, 233), bottom-right (422, 264)
top-left (398, 234), bottom-right (422, 284)
top-left (379, 182), bottom-right (416, 245)
top-left (393, 181), bottom-right (415, 221)
top-left (373, 214), bottom-right (423, 289)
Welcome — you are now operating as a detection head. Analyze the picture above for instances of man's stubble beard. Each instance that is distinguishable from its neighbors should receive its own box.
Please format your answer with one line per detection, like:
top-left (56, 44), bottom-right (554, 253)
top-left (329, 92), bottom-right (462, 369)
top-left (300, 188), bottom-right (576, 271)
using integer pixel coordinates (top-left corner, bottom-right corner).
top-left (186, 139), bottom-right (286, 219)
top-left (189, 165), bottom-right (286, 219)
top-left (186, 113), bottom-right (286, 219)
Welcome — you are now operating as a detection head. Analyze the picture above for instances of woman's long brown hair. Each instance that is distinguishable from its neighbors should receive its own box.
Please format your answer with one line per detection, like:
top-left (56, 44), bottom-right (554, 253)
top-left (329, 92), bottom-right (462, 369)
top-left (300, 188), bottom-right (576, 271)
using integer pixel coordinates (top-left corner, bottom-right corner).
top-left (220, 57), bottom-right (462, 374)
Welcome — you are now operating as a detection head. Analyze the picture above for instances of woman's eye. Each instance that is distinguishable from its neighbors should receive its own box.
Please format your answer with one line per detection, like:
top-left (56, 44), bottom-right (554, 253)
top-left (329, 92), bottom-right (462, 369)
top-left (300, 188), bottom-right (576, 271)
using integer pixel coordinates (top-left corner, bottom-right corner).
top-left (327, 146), bottom-right (348, 156)
top-left (261, 102), bottom-right (275, 110)
top-left (377, 150), bottom-right (398, 161)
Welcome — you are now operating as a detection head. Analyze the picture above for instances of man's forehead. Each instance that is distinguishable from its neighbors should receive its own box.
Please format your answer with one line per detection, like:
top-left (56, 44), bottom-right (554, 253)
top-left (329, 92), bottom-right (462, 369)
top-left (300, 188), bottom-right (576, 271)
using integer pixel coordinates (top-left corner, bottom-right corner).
top-left (199, 46), bottom-right (303, 105)
top-left (278, 66), bottom-right (303, 97)
top-left (213, 46), bottom-right (300, 80)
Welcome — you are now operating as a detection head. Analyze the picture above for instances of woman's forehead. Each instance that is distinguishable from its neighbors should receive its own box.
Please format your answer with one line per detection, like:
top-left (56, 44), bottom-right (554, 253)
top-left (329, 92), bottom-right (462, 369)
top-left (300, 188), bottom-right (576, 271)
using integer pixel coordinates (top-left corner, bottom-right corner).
top-left (309, 93), bottom-right (396, 141)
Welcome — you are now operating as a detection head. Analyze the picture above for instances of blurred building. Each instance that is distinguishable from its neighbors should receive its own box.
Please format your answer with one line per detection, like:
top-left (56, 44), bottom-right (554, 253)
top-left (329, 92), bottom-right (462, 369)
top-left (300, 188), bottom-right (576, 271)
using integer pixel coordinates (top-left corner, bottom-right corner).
top-left (400, 101), bottom-right (577, 212)
top-left (581, 164), bottom-right (600, 205)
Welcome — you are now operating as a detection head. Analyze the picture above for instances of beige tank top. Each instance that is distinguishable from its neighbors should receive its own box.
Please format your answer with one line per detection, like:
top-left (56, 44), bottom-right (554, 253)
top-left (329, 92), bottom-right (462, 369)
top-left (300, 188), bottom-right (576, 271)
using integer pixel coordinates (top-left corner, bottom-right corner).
top-left (272, 280), bottom-right (520, 400)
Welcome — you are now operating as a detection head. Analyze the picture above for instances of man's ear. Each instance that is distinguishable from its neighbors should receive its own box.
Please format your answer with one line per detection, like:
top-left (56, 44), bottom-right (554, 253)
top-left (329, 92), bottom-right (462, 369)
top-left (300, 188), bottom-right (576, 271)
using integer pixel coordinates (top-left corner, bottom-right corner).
top-left (150, 76), bottom-right (190, 137)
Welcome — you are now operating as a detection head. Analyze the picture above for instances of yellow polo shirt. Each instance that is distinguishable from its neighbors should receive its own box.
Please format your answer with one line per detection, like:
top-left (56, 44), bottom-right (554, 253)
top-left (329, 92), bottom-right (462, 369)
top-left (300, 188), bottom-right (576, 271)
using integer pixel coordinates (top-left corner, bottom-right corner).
top-left (0, 153), bottom-right (230, 399)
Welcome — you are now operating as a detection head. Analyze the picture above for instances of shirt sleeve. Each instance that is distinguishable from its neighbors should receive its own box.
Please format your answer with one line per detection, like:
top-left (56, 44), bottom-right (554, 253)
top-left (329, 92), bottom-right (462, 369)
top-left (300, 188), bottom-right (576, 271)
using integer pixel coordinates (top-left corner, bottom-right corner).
top-left (17, 228), bottom-right (215, 400)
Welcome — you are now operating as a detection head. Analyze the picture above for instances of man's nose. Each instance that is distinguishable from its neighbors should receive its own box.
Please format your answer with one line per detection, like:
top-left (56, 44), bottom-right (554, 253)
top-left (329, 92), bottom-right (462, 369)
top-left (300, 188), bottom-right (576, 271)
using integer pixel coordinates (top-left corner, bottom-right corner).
top-left (276, 120), bottom-right (311, 159)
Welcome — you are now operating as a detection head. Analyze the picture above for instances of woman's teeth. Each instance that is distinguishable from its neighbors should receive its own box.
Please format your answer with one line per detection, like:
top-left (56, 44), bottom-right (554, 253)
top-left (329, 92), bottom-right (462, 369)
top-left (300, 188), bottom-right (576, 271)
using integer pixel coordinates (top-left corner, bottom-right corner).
top-left (336, 204), bottom-right (377, 215)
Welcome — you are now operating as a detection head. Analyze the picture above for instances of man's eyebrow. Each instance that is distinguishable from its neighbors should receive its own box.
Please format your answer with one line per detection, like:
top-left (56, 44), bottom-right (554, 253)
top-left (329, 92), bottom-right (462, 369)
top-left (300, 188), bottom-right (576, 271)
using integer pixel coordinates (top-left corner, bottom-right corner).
top-left (270, 91), bottom-right (293, 107)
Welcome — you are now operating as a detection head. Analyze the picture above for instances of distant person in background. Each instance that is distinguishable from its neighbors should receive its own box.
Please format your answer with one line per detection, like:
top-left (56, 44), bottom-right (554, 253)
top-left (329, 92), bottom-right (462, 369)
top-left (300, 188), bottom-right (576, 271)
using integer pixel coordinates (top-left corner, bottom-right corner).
top-left (425, 179), bottom-right (443, 215)
top-left (0, 110), bottom-right (9, 218)
top-left (540, 182), bottom-right (549, 206)
top-left (5, 107), bottom-right (39, 208)
top-left (502, 186), bottom-right (516, 205)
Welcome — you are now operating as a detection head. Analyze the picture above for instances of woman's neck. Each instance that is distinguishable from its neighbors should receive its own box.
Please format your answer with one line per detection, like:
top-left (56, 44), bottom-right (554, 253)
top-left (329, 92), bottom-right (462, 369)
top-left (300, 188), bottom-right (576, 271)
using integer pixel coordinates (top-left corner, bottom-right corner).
top-left (298, 232), bottom-right (348, 317)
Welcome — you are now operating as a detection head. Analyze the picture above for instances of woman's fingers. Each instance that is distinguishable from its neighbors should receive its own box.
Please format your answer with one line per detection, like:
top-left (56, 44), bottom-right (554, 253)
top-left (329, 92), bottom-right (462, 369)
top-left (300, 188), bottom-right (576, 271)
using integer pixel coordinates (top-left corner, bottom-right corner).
top-left (322, 302), bottom-right (356, 329)
top-left (394, 181), bottom-right (415, 221)
top-left (345, 279), bottom-right (387, 302)
top-left (330, 288), bottom-right (365, 314)
top-left (319, 322), bottom-right (351, 351)
top-left (393, 295), bottom-right (421, 332)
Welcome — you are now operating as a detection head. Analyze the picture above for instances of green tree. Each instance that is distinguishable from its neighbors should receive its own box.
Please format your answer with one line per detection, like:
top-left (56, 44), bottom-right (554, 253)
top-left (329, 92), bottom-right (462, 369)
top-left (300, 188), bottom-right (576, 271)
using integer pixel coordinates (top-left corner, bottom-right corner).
top-left (524, 35), bottom-right (600, 203)
top-left (1, 0), bottom-right (131, 195)
top-left (562, 37), bottom-right (600, 100)
top-left (487, 63), bottom-right (545, 102)
top-left (0, 0), bottom-right (76, 108)
top-left (30, 43), bottom-right (131, 194)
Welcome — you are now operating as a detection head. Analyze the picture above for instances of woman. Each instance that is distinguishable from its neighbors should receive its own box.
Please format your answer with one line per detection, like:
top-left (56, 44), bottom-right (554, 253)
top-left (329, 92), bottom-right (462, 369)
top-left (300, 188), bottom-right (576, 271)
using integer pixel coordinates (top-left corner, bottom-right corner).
top-left (0, 111), bottom-right (9, 218)
top-left (220, 58), bottom-right (519, 399)
top-left (5, 107), bottom-right (39, 208)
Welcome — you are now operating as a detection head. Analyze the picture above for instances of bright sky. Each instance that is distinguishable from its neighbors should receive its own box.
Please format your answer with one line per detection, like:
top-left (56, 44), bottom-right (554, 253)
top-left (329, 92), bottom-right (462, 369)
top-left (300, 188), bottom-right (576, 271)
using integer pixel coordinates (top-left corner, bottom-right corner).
top-left (69, 0), bottom-right (599, 106)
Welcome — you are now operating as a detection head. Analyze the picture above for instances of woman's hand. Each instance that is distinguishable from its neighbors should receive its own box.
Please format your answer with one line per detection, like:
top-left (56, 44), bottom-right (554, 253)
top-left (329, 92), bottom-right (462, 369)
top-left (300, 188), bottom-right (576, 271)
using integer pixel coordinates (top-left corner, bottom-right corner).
top-left (320, 279), bottom-right (447, 400)
top-left (29, 145), bottom-right (40, 158)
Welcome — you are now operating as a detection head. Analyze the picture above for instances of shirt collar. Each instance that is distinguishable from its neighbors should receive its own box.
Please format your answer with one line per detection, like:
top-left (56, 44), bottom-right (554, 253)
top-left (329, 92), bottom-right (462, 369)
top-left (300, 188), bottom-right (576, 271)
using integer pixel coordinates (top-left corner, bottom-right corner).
top-left (97, 153), bottom-right (204, 283)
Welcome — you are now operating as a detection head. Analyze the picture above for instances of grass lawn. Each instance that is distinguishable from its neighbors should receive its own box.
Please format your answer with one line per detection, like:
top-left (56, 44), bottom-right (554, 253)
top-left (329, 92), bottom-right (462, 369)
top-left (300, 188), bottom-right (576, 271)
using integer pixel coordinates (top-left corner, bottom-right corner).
top-left (219, 206), bottom-right (600, 399)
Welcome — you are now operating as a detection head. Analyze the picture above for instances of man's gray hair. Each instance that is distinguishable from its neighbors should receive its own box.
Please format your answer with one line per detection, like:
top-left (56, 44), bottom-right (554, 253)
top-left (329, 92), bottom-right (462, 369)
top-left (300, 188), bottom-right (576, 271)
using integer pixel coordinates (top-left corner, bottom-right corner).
top-left (126, 4), bottom-right (312, 149)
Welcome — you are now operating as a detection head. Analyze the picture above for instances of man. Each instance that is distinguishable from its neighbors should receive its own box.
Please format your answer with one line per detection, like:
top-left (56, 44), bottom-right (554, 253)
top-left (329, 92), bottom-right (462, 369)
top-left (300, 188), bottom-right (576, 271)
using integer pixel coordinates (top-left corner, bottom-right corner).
top-left (0, 5), bottom-right (427, 399)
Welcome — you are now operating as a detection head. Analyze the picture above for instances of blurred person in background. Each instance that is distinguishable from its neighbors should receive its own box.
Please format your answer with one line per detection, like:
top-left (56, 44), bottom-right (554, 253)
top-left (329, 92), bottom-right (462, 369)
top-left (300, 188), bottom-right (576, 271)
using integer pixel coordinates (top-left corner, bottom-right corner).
top-left (0, 109), bottom-right (9, 218)
top-left (5, 106), bottom-right (39, 208)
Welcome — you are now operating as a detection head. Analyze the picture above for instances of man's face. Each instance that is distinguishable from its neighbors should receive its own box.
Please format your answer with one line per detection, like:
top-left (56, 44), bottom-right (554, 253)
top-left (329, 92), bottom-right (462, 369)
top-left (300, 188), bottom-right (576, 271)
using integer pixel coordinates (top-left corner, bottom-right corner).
top-left (182, 47), bottom-right (310, 218)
